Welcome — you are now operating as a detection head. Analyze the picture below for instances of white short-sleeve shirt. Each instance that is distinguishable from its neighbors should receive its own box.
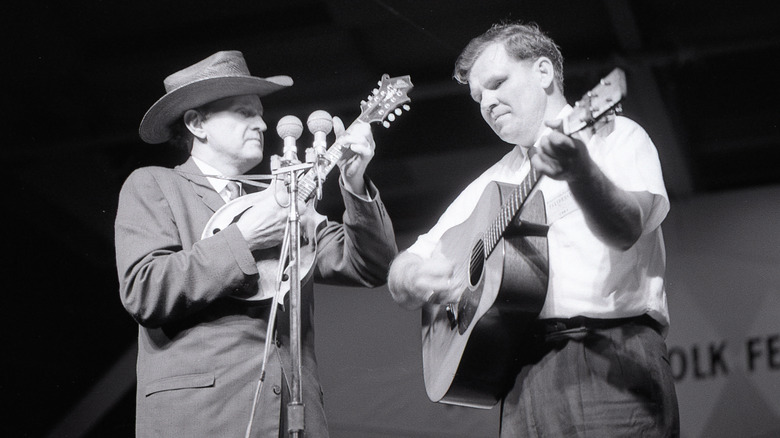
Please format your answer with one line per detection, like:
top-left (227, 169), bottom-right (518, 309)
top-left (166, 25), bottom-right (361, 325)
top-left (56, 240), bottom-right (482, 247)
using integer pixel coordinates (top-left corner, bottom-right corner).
top-left (408, 106), bottom-right (671, 327)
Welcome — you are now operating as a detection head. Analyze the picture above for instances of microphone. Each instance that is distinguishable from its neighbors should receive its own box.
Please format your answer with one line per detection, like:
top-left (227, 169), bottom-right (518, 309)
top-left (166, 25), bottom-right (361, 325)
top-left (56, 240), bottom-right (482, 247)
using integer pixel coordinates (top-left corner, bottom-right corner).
top-left (276, 115), bottom-right (303, 163)
top-left (305, 110), bottom-right (333, 200)
top-left (306, 110), bottom-right (333, 158)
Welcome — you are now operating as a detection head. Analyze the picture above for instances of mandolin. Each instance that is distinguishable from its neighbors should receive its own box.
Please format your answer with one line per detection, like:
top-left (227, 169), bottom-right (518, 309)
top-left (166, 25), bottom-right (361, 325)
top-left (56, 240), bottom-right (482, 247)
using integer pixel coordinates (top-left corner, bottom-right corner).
top-left (201, 74), bottom-right (413, 301)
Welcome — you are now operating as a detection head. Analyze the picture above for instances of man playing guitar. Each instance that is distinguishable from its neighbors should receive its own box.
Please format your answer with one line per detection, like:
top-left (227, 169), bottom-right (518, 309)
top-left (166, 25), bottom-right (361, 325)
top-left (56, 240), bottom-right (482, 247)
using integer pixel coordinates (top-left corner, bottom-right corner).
top-left (388, 22), bottom-right (679, 437)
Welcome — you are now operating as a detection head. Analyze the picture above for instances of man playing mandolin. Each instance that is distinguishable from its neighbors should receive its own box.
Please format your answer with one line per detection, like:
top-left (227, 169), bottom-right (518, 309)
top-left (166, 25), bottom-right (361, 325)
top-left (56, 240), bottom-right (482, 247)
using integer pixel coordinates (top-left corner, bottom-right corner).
top-left (388, 22), bottom-right (679, 436)
top-left (115, 50), bottom-right (398, 437)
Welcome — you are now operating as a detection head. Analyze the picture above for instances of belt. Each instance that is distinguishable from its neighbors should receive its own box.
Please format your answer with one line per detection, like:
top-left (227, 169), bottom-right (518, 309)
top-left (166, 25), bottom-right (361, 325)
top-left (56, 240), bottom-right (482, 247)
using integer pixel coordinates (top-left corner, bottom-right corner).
top-left (533, 314), bottom-right (662, 336)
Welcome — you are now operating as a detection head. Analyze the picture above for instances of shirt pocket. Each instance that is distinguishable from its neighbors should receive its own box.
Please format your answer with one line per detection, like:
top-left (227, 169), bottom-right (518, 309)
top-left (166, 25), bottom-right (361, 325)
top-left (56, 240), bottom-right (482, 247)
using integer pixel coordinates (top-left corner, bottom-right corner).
top-left (144, 372), bottom-right (215, 397)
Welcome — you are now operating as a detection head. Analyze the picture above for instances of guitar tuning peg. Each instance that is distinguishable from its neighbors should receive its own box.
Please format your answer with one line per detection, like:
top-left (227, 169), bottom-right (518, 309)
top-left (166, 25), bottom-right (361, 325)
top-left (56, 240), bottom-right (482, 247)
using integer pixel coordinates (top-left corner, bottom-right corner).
top-left (382, 121), bottom-right (391, 128)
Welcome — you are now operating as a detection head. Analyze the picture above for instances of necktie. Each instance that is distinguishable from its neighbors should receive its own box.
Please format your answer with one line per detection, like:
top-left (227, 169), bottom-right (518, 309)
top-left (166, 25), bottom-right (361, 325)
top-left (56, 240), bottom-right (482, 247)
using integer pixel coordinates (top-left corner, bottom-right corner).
top-left (224, 181), bottom-right (242, 201)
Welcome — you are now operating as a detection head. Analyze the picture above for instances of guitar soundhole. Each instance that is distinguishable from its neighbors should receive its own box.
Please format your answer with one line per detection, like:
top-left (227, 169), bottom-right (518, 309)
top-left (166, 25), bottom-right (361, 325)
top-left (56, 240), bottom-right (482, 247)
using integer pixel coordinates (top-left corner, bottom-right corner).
top-left (469, 240), bottom-right (485, 287)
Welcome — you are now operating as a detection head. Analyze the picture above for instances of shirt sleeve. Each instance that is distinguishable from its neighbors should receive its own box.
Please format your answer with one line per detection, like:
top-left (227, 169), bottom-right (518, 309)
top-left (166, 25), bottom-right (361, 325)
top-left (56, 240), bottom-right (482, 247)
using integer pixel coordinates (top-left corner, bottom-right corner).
top-left (407, 174), bottom-right (492, 259)
top-left (593, 116), bottom-right (670, 233)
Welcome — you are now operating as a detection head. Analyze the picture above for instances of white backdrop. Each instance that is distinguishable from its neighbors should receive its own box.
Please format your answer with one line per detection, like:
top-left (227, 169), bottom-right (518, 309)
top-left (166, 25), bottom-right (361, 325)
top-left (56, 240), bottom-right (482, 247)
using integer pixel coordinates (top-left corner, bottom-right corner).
top-left (314, 185), bottom-right (780, 438)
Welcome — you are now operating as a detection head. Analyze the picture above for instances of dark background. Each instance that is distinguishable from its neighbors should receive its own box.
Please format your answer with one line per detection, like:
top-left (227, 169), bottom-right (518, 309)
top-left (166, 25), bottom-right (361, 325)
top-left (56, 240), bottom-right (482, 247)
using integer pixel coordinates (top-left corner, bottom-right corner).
top-left (5, 1), bottom-right (779, 436)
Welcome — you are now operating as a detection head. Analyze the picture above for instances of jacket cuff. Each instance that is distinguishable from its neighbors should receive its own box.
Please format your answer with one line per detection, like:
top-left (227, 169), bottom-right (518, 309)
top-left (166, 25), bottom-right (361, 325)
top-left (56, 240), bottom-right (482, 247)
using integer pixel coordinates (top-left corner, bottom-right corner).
top-left (220, 224), bottom-right (258, 275)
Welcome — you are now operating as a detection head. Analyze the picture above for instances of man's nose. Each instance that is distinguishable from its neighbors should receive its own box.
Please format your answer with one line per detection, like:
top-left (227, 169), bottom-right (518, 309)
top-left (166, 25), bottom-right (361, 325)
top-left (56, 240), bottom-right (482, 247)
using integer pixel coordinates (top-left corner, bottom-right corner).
top-left (480, 91), bottom-right (498, 113)
top-left (253, 116), bottom-right (268, 131)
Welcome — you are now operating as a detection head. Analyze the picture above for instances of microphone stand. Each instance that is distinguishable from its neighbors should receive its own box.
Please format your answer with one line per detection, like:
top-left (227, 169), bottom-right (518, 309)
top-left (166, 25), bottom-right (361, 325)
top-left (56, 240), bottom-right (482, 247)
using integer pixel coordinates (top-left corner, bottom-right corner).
top-left (271, 157), bottom-right (312, 438)
top-left (247, 113), bottom-right (330, 437)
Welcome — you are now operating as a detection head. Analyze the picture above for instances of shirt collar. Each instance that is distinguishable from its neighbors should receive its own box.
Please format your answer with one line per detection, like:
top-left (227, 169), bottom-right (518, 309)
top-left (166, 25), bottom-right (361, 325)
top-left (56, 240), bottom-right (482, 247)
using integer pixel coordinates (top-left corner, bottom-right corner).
top-left (191, 156), bottom-right (229, 194)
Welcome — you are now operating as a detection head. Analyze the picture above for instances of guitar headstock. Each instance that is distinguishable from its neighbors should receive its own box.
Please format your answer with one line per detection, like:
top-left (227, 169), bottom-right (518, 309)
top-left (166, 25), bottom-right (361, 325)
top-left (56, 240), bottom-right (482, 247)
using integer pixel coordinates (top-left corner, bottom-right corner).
top-left (358, 74), bottom-right (413, 127)
top-left (564, 68), bottom-right (627, 135)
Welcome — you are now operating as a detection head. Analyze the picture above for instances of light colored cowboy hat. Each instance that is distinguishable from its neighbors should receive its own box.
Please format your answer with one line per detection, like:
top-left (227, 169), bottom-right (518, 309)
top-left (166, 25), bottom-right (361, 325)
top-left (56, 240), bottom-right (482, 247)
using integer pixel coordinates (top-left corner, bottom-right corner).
top-left (139, 50), bottom-right (293, 144)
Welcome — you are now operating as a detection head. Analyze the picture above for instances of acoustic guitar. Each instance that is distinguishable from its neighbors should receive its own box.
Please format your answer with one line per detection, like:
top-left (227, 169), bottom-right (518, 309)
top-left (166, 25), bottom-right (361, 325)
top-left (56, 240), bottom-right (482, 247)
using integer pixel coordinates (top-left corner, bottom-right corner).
top-left (422, 68), bottom-right (627, 408)
top-left (201, 74), bottom-right (413, 301)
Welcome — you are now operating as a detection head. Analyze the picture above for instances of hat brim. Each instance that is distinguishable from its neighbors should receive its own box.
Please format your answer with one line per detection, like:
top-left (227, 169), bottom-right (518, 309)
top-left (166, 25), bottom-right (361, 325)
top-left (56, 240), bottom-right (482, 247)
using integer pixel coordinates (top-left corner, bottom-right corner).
top-left (139, 75), bottom-right (293, 144)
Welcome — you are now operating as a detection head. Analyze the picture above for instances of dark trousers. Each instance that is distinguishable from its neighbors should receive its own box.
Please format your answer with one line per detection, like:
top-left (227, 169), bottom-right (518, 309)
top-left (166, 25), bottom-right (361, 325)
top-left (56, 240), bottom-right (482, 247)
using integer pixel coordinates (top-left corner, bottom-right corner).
top-left (500, 315), bottom-right (680, 437)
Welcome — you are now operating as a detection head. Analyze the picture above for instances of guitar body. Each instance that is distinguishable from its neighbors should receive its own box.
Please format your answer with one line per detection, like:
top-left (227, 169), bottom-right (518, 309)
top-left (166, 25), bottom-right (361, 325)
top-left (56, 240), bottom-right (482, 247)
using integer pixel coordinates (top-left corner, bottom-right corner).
top-left (201, 187), bottom-right (326, 301)
top-left (422, 181), bottom-right (549, 408)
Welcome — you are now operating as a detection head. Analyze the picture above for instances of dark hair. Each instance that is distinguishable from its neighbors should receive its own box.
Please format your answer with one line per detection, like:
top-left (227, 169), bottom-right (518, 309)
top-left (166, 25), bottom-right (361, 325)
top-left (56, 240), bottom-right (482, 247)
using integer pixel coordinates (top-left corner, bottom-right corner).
top-left (168, 119), bottom-right (194, 153)
top-left (167, 101), bottom-right (220, 152)
top-left (453, 22), bottom-right (565, 92)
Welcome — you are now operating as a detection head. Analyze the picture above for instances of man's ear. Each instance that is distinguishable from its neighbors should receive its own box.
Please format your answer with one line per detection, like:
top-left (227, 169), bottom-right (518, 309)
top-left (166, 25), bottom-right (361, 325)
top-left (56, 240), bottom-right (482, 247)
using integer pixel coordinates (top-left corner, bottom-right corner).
top-left (183, 109), bottom-right (205, 140)
top-left (535, 57), bottom-right (555, 90)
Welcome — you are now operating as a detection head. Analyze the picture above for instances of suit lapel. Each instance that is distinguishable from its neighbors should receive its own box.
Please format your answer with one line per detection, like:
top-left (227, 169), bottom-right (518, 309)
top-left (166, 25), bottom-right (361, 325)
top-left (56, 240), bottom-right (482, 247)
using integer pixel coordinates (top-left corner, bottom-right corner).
top-left (175, 157), bottom-right (225, 213)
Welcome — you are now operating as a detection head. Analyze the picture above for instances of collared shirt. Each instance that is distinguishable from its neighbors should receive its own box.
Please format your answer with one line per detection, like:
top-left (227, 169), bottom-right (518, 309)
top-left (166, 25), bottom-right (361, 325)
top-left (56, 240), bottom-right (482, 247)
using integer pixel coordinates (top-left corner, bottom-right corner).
top-left (191, 156), bottom-right (242, 202)
top-left (192, 155), bottom-right (372, 202)
top-left (407, 106), bottom-right (671, 328)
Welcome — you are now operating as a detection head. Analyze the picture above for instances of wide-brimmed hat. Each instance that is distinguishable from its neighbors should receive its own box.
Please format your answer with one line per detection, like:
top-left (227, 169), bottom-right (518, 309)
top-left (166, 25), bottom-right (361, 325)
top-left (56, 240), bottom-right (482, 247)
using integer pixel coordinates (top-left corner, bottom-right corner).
top-left (139, 50), bottom-right (293, 144)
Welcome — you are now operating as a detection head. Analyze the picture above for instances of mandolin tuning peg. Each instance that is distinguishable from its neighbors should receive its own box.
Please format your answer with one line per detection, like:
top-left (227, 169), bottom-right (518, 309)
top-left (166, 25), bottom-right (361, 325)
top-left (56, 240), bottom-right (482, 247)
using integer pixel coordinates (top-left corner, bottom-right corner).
top-left (394, 108), bottom-right (402, 116)
top-left (382, 121), bottom-right (391, 128)
top-left (387, 113), bottom-right (396, 122)
top-left (403, 104), bottom-right (411, 111)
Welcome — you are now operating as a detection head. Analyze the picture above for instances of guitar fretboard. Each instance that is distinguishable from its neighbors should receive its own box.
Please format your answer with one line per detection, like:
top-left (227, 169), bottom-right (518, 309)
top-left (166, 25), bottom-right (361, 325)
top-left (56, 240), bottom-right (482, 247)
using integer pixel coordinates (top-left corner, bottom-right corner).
top-left (482, 163), bottom-right (541, 257)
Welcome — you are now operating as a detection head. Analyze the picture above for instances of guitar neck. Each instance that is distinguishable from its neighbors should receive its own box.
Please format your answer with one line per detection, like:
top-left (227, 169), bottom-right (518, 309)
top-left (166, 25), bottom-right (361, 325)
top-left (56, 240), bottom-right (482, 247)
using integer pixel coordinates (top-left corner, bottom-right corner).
top-left (479, 109), bottom-right (597, 257)
top-left (482, 163), bottom-right (541, 257)
top-left (480, 65), bottom-right (626, 257)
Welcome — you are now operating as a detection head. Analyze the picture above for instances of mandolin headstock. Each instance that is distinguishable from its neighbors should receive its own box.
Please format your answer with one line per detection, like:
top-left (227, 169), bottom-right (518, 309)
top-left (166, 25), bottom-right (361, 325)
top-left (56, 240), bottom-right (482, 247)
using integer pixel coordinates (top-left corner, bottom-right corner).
top-left (357, 74), bottom-right (413, 127)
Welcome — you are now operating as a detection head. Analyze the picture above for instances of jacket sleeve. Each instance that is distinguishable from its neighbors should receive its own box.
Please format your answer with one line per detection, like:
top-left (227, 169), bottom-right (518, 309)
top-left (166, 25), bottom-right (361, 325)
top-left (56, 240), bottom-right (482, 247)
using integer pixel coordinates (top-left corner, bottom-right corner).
top-left (313, 178), bottom-right (398, 287)
top-left (114, 168), bottom-right (258, 328)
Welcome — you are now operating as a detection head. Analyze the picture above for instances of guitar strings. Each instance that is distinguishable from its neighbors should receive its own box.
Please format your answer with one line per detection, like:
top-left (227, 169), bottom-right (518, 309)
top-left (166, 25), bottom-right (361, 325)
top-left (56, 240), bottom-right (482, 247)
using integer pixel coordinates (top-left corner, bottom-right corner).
top-left (454, 161), bottom-right (538, 292)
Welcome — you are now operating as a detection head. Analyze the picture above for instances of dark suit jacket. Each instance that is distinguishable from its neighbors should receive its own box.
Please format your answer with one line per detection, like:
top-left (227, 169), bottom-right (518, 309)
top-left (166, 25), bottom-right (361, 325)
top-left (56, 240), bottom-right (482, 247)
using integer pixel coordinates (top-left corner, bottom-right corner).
top-left (115, 157), bottom-right (397, 437)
